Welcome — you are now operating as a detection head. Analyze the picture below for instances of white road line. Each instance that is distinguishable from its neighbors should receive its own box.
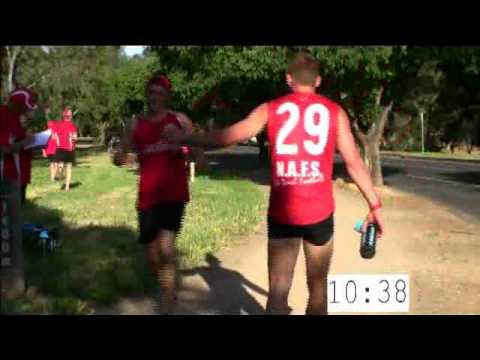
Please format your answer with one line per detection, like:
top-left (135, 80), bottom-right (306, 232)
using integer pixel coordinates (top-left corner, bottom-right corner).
top-left (405, 174), bottom-right (480, 189)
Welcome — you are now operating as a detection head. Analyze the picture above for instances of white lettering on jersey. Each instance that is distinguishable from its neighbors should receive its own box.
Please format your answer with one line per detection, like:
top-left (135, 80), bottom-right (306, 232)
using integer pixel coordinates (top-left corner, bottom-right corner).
top-left (276, 102), bottom-right (330, 156)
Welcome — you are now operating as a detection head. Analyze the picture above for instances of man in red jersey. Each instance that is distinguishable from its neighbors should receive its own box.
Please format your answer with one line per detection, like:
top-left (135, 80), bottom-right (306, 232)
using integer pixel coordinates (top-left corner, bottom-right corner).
top-left (113, 73), bottom-right (201, 314)
top-left (55, 108), bottom-right (77, 191)
top-left (164, 52), bottom-right (385, 315)
top-left (0, 87), bottom-right (38, 204)
top-left (42, 115), bottom-right (60, 182)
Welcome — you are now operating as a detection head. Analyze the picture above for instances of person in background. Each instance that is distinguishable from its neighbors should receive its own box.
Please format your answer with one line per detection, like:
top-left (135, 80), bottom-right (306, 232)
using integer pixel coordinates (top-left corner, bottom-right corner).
top-left (42, 116), bottom-right (59, 182)
top-left (54, 108), bottom-right (78, 191)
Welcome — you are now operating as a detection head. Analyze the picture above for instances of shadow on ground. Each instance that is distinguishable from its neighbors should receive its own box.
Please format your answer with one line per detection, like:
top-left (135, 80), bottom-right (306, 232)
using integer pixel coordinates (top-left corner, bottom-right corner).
top-left (439, 171), bottom-right (480, 186)
top-left (333, 161), bottom-right (406, 185)
top-left (4, 200), bottom-right (155, 314)
top-left (59, 182), bottom-right (82, 191)
top-left (5, 146), bottom-right (269, 315)
top-left (177, 254), bottom-right (267, 315)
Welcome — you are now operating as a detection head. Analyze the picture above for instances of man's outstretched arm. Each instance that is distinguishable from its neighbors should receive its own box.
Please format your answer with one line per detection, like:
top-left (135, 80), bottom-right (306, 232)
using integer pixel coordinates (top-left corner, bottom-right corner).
top-left (0, 134), bottom-right (34, 154)
top-left (175, 112), bottom-right (209, 170)
top-left (336, 107), bottom-right (385, 235)
top-left (168, 104), bottom-right (269, 148)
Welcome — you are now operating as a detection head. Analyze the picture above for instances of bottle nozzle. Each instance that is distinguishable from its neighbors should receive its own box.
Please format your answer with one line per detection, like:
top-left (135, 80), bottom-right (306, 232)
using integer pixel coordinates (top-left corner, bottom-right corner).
top-left (354, 219), bottom-right (364, 233)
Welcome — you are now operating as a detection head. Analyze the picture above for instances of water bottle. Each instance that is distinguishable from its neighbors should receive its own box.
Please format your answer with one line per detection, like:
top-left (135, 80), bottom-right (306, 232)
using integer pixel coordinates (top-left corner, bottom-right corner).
top-left (354, 220), bottom-right (378, 259)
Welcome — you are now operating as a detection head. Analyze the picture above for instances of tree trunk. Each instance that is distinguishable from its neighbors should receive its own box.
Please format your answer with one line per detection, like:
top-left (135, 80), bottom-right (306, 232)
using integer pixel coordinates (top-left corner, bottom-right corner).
top-left (352, 122), bottom-right (369, 168)
top-left (354, 130), bottom-right (383, 186)
top-left (351, 101), bottom-right (393, 187)
top-left (5, 46), bottom-right (20, 93)
top-left (98, 122), bottom-right (107, 146)
top-left (7, 62), bottom-right (14, 92)
top-left (466, 140), bottom-right (473, 154)
top-left (448, 142), bottom-right (456, 153)
top-left (365, 140), bottom-right (383, 186)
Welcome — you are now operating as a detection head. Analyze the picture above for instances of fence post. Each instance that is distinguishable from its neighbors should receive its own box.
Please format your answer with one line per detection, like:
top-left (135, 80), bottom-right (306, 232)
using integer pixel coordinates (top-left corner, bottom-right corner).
top-left (1, 179), bottom-right (25, 309)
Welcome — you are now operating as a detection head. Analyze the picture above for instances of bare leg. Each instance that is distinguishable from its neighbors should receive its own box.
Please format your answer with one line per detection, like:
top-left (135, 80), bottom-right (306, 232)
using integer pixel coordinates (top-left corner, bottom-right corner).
top-left (303, 238), bottom-right (333, 315)
top-left (65, 163), bottom-right (72, 191)
top-left (266, 238), bottom-right (301, 314)
top-left (58, 162), bottom-right (64, 178)
top-left (145, 230), bottom-right (177, 314)
top-left (50, 162), bottom-right (57, 182)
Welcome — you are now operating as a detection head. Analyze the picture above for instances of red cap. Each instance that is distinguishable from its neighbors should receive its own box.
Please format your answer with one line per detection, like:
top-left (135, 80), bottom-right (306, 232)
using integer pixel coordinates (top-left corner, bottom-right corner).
top-left (9, 88), bottom-right (38, 110)
top-left (149, 74), bottom-right (172, 93)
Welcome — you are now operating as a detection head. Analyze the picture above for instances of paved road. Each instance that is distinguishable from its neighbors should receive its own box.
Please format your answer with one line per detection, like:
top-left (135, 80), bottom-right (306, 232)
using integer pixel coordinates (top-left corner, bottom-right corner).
top-left (376, 155), bottom-right (480, 222)
top-left (206, 145), bottom-right (480, 222)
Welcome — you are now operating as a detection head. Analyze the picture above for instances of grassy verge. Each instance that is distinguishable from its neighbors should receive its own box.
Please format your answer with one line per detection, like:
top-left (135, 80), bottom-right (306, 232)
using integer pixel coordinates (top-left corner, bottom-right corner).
top-left (2, 150), bottom-right (266, 314)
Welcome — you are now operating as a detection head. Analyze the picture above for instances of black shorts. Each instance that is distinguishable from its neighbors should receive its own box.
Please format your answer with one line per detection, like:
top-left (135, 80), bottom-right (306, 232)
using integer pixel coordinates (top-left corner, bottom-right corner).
top-left (138, 201), bottom-right (187, 244)
top-left (267, 213), bottom-right (334, 246)
top-left (47, 154), bottom-right (57, 163)
top-left (56, 150), bottom-right (75, 164)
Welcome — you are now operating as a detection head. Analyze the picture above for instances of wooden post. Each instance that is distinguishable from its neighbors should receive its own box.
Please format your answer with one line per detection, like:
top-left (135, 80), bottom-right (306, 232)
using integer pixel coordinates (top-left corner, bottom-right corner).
top-left (1, 179), bottom-right (25, 308)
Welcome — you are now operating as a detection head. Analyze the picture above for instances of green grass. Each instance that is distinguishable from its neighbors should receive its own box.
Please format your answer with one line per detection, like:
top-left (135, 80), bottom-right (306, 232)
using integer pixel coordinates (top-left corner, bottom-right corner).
top-left (3, 150), bottom-right (266, 314)
top-left (382, 150), bottom-right (480, 161)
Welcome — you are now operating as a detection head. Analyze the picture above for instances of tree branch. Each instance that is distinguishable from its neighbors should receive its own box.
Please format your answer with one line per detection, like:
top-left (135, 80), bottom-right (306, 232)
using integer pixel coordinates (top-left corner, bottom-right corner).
top-left (5, 46), bottom-right (21, 93)
top-left (12, 46), bottom-right (20, 61)
top-left (375, 85), bottom-right (385, 106)
top-left (363, 86), bottom-right (388, 140)
top-left (367, 122), bottom-right (377, 139)
top-left (374, 101), bottom-right (394, 142)
top-left (351, 118), bottom-right (367, 145)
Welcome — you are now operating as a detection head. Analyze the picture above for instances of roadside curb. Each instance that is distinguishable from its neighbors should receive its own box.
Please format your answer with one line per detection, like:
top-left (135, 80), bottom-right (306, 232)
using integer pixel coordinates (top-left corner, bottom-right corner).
top-left (382, 153), bottom-right (480, 165)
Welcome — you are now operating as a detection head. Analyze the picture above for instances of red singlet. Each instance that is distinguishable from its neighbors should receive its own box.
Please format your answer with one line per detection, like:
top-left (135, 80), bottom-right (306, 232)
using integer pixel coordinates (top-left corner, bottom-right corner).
top-left (0, 105), bottom-right (25, 182)
top-left (267, 91), bottom-right (339, 225)
top-left (132, 112), bottom-right (189, 210)
top-left (56, 120), bottom-right (77, 151)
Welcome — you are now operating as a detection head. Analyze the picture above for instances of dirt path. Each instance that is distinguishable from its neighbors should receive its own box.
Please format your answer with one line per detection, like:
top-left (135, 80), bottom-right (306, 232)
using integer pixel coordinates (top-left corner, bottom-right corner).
top-left (103, 173), bottom-right (480, 315)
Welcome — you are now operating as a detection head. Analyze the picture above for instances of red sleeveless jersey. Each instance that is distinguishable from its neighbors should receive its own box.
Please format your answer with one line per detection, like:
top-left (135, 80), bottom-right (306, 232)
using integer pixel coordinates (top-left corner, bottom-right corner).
top-left (56, 120), bottom-right (77, 151)
top-left (0, 105), bottom-right (26, 183)
top-left (267, 91), bottom-right (339, 225)
top-left (132, 112), bottom-right (189, 210)
top-left (45, 120), bottom-right (58, 156)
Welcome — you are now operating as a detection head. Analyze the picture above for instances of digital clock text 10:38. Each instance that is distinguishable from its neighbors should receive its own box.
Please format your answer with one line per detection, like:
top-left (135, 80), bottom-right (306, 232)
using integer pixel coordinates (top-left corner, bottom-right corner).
top-left (327, 274), bottom-right (410, 313)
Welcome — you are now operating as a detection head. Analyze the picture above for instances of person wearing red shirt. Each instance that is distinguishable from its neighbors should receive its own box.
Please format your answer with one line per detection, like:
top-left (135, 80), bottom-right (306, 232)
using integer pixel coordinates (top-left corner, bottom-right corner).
top-left (164, 52), bottom-right (385, 315)
top-left (55, 108), bottom-right (77, 191)
top-left (112, 73), bottom-right (201, 314)
top-left (43, 118), bottom-right (59, 182)
top-left (0, 87), bottom-right (38, 204)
